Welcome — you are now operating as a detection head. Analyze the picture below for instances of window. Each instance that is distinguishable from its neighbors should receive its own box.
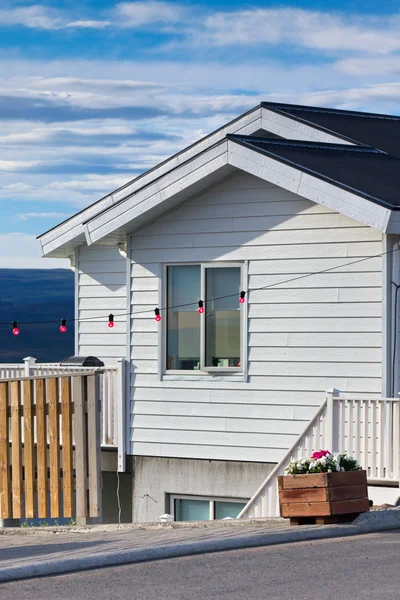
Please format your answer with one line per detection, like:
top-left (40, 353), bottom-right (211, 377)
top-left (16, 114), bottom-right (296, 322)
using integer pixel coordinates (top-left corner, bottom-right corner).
top-left (166, 263), bottom-right (244, 372)
top-left (171, 495), bottom-right (248, 521)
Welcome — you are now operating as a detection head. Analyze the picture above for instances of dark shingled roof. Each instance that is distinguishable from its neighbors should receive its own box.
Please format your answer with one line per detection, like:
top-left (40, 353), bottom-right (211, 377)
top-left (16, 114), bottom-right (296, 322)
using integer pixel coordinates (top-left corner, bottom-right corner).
top-left (262, 101), bottom-right (400, 159)
top-left (229, 135), bottom-right (400, 209)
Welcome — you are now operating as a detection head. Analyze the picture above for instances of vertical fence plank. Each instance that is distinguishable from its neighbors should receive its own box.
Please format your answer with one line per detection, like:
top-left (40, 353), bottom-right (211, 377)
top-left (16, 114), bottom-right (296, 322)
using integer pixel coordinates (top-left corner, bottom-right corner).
top-left (74, 376), bottom-right (87, 520)
top-left (23, 380), bottom-right (35, 519)
top-left (61, 377), bottom-right (73, 518)
top-left (36, 379), bottom-right (48, 518)
top-left (48, 378), bottom-right (60, 518)
top-left (0, 382), bottom-right (10, 519)
top-left (87, 374), bottom-right (102, 520)
top-left (10, 381), bottom-right (22, 519)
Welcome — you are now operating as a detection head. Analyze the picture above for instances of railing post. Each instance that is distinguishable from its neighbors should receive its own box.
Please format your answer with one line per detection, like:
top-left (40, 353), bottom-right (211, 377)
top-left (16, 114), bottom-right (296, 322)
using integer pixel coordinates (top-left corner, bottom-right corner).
top-left (117, 359), bottom-right (126, 472)
top-left (23, 357), bottom-right (36, 377)
top-left (325, 388), bottom-right (339, 452)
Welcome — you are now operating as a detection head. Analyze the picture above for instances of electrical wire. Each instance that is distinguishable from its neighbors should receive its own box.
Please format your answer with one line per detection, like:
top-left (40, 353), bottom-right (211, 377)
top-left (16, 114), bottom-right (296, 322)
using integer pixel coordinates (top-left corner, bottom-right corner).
top-left (1, 244), bottom-right (399, 327)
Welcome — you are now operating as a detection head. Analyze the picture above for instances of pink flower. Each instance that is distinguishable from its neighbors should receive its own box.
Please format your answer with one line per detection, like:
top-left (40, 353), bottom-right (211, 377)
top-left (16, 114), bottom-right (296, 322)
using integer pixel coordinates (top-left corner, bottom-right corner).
top-left (311, 450), bottom-right (331, 460)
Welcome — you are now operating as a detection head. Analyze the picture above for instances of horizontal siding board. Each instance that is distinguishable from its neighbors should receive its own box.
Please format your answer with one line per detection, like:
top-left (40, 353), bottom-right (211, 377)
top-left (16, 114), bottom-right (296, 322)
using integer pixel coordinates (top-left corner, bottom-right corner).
top-left (79, 346), bottom-right (125, 358)
top-left (132, 400), bottom-right (317, 420)
top-left (249, 288), bottom-right (381, 303)
top-left (133, 427), bottom-right (297, 449)
top-left (249, 332), bottom-right (381, 347)
top-left (248, 303), bottom-right (381, 318)
top-left (131, 442), bottom-right (285, 463)
top-left (248, 257), bottom-right (381, 275)
top-left (248, 272), bottom-right (381, 289)
top-left (249, 317), bottom-right (381, 332)
top-left (130, 228), bottom-right (381, 250)
top-left (248, 361), bottom-right (381, 378)
top-left (79, 260), bottom-right (127, 274)
top-left (249, 347), bottom-right (380, 362)
top-left (127, 241), bottom-right (381, 263)
top-left (130, 333), bottom-right (158, 346)
top-left (79, 273), bottom-right (127, 286)
top-left (132, 414), bottom-right (305, 435)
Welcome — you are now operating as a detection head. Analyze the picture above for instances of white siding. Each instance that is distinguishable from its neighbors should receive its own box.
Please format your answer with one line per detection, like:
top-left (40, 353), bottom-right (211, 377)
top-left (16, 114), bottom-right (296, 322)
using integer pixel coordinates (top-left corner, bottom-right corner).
top-left (129, 171), bottom-right (383, 462)
top-left (77, 245), bottom-right (127, 364)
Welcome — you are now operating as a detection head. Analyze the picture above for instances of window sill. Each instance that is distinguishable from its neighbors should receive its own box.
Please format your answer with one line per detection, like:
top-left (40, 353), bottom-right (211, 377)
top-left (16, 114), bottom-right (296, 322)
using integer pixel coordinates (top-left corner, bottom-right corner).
top-left (162, 372), bottom-right (247, 382)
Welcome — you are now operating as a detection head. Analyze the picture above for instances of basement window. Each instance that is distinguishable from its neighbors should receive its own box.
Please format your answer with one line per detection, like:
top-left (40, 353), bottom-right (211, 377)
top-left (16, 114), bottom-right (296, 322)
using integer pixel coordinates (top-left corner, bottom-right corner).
top-left (170, 495), bottom-right (248, 521)
top-left (165, 263), bottom-right (245, 373)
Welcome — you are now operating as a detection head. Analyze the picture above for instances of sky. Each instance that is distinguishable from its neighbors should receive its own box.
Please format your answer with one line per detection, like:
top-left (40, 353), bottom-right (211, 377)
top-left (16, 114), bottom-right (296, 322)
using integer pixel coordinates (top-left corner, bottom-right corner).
top-left (1, 0), bottom-right (400, 268)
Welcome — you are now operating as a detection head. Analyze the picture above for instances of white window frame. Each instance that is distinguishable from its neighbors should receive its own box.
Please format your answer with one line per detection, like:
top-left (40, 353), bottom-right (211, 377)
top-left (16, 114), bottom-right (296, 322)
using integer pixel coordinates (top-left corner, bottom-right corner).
top-left (170, 494), bottom-right (249, 521)
top-left (162, 261), bottom-right (248, 376)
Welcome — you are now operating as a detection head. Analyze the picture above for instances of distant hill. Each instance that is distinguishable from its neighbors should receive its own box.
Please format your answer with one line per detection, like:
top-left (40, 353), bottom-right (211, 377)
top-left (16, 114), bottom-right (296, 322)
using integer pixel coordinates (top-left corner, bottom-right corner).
top-left (0, 269), bottom-right (74, 363)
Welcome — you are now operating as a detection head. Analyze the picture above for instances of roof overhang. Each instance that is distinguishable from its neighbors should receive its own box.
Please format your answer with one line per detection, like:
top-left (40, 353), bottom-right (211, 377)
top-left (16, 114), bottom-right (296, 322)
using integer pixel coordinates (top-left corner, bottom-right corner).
top-left (39, 104), bottom-right (354, 258)
top-left (79, 138), bottom-right (394, 247)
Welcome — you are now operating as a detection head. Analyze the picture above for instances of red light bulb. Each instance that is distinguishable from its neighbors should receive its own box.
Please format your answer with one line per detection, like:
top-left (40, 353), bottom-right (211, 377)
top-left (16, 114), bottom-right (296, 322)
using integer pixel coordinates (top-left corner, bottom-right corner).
top-left (239, 291), bottom-right (246, 304)
top-left (108, 314), bottom-right (115, 328)
top-left (155, 314), bottom-right (162, 322)
top-left (12, 321), bottom-right (19, 336)
top-left (108, 321), bottom-right (115, 328)
top-left (60, 319), bottom-right (67, 333)
top-left (154, 308), bottom-right (161, 322)
top-left (198, 300), bottom-right (204, 314)
top-left (239, 297), bottom-right (245, 304)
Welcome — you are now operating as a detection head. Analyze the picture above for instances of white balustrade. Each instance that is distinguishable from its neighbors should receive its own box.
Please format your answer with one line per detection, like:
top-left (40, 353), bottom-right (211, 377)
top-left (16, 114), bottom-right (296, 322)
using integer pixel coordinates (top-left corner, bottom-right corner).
top-left (238, 390), bottom-right (400, 519)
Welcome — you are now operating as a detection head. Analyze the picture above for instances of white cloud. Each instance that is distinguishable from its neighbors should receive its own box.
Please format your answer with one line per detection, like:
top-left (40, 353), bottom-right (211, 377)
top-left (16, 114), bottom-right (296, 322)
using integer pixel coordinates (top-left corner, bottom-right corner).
top-left (0, 5), bottom-right (109, 30)
top-left (336, 56), bottom-right (400, 76)
top-left (17, 212), bottom-right (72, 221)
top-left (200, 8), bottom-right (400, 55)
top-left (0, 233), bottom-right (68, 268)
top-left (115, 1), bottom-right (185, 27)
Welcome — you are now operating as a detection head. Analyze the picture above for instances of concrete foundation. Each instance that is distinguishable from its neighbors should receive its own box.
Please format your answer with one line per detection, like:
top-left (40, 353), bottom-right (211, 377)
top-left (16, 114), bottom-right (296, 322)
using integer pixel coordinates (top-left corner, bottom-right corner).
top-left (131, 456), bottom-right (275, 523)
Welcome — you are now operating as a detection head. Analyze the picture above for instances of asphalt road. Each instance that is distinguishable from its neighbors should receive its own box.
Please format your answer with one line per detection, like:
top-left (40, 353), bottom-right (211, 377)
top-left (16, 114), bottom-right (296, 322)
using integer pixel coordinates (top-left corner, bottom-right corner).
top-left (1, 531), bottom-right (400, 600)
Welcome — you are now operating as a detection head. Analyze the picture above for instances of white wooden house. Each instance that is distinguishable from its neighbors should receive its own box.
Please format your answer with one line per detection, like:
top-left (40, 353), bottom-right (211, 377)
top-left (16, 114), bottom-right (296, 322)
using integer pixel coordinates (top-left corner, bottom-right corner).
top-left (38, 102), bottom-right (400, 521)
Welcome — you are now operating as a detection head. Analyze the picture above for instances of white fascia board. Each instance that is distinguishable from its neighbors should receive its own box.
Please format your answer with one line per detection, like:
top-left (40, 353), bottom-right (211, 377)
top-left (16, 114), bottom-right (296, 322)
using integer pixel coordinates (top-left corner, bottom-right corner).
top-left (86, 142), bottom-right (229, 245)
top-left (261, 108), bottom-right (353, 144)
top-left (227, 141), bottom-right (391, 232)
top-left (385, 210), bottom-right (400, 234)
top-left (38, 108), bottom-right (262, 257)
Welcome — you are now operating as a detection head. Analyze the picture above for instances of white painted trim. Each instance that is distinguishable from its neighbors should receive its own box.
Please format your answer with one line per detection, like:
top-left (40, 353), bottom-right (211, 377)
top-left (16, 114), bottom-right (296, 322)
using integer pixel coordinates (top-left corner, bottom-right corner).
top-left (125, 235), bottom-right (131, 460)
top-left (261, 108), bottom-right (353, 145)
top-left (227, 141), bottom-right (392, 233)
top-left (74, 248), bottom-right (79, 356)
top-left (382, 234), bottom-right (393, 397)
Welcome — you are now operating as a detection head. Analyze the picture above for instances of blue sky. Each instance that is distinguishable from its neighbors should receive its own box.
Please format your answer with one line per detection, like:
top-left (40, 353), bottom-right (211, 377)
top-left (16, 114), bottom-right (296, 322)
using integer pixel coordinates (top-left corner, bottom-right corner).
top-left (1, 0), bottom-right (400, 267)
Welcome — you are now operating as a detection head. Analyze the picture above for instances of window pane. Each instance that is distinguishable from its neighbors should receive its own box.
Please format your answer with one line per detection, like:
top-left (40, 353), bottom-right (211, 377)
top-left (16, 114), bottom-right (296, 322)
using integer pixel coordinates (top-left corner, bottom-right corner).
top-left (205, 267), bottom-right (241, 367)
top-left (167, 265), bottom-right (200, 370)
top-left (175, 499), bottom-right (210, 521)
top-left (215, 501), bottom-right (247, 520)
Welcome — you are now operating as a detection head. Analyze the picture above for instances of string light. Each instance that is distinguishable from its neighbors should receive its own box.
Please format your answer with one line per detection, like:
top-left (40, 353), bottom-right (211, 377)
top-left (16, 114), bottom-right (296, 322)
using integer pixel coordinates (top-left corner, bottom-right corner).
top-left (198, 300), bottom-right (204, 314)
top-left (59, 319), bottom-right (67, 333)
top-left (239, 291), bottom-right (246, 304)
top-left (3, 245), bottom-right (400, 329)
top-left (108, 314), bottom-right (115, 328)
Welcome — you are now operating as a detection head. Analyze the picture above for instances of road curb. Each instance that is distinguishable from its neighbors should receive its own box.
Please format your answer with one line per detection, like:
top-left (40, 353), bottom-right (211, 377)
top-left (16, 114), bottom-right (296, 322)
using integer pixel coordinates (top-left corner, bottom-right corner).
top-left (1, 511), bottom-right (400, 583)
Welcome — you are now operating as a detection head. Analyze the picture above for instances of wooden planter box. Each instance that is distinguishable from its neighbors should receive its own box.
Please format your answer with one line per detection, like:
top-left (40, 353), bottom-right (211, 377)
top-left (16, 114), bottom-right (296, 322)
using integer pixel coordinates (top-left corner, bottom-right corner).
top-left (278, 470), bottom-right (369, 525)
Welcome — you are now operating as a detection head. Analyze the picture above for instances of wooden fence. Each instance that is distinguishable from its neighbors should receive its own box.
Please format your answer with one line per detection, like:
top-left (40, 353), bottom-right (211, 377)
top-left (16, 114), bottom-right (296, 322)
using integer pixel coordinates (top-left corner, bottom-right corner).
top-left (0, 372), bottom-right (102, 523)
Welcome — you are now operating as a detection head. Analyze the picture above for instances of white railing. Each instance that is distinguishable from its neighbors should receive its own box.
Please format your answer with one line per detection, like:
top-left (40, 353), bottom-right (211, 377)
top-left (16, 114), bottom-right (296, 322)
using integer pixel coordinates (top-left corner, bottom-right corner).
top-left (238, 390), bottom-right (400, 518)
top-left (0, 357), bottom-right (126, 471)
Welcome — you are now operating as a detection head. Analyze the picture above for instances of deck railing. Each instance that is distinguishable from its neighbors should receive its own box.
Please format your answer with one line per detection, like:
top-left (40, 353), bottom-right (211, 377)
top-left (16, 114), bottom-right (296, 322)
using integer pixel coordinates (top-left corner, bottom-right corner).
top-left (0, 357), bottom-right (126, 471)
top-left (0, 372), bottom-right (102, 522)
top-left (238, 390), bottom-right (400, 519)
